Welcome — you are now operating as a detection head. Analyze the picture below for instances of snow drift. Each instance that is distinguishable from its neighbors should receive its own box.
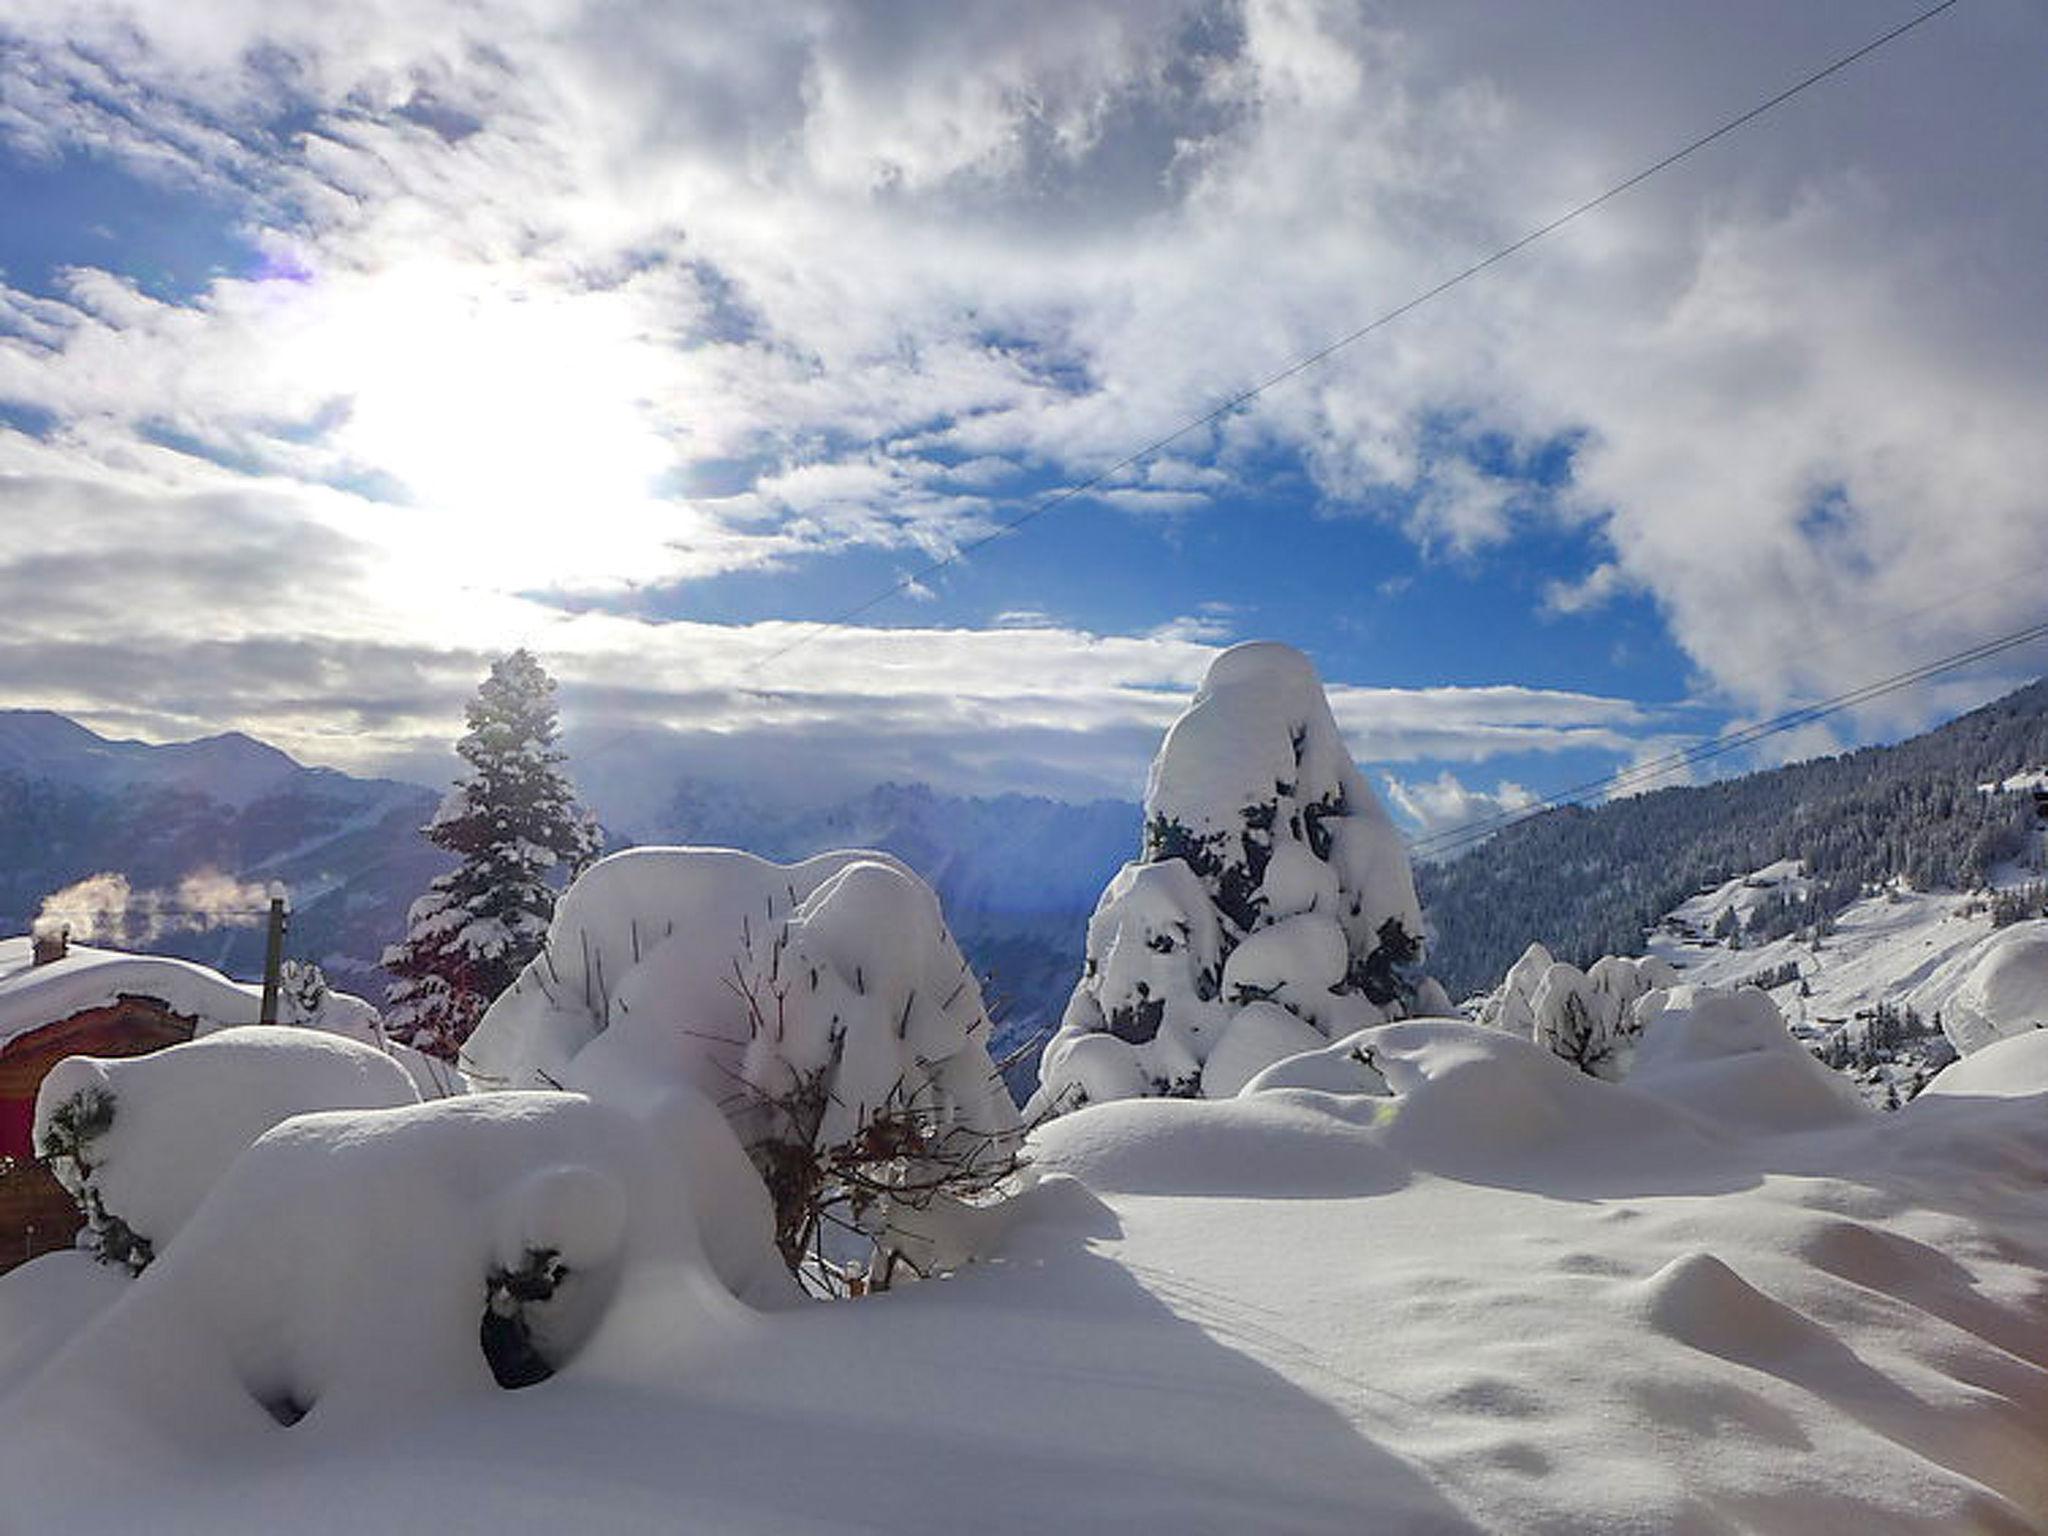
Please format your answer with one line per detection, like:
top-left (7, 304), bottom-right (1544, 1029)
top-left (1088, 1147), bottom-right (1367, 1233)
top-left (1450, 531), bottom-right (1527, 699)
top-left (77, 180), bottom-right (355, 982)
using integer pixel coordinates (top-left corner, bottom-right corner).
top-left (5, 1009), bottom-right (2048, 1531)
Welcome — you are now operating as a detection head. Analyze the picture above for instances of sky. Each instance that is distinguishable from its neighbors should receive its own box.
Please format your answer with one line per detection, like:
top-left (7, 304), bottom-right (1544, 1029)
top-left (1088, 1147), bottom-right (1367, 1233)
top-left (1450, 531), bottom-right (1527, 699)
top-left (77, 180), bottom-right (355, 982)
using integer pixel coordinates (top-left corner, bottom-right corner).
top-left (1, 0), bottom-right (2046, 833)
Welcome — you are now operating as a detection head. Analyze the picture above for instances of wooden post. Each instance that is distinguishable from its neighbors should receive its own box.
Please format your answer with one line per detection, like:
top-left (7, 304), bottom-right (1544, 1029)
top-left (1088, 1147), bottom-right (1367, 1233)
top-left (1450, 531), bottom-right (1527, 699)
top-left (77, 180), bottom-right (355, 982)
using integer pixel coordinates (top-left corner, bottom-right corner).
top-left (258, 894), bottom-right (289, 1025)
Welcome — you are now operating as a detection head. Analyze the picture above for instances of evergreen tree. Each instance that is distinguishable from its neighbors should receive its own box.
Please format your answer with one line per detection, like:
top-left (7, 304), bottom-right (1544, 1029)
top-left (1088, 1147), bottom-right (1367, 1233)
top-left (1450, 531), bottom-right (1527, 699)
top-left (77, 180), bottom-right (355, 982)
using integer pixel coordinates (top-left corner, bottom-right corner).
top-left (383, 650), bottom-right (600, 1058)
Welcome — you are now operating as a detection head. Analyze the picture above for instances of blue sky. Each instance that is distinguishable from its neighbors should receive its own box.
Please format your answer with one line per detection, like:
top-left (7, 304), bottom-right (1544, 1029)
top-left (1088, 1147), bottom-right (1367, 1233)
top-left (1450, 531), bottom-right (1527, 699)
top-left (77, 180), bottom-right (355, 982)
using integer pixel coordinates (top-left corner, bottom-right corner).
top-left (1, 0), bottom-right (2044, 833)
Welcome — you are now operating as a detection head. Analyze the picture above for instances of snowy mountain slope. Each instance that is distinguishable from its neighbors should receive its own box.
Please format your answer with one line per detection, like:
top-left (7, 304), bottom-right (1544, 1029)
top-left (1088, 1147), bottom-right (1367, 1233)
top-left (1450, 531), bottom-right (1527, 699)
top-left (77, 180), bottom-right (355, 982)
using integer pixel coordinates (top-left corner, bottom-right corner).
top-left (6, 1019), bottom-right (2048, 1533)
top-left (1646, 865), bottom-right (2044, 1041)
top-left (1419, 677), bottom-right (2048, 998)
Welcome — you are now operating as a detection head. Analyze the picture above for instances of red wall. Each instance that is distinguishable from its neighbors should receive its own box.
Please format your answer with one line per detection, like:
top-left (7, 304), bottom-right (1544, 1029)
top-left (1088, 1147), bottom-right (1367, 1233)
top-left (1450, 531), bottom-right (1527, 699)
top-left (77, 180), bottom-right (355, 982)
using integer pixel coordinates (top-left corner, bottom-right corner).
top-left (0, 1097), bottom-right (31, 1161)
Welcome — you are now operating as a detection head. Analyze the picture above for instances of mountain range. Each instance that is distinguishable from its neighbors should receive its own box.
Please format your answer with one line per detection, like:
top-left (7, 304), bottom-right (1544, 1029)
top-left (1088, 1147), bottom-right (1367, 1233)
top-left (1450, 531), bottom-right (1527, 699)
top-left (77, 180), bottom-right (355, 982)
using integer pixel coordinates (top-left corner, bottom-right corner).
top-left (0, 711), bottom-right (1141, 1068)
top-left (1417, 678), bottom-right (2048, 998)
top-left (7, 676), bottom-right (2045, 1079)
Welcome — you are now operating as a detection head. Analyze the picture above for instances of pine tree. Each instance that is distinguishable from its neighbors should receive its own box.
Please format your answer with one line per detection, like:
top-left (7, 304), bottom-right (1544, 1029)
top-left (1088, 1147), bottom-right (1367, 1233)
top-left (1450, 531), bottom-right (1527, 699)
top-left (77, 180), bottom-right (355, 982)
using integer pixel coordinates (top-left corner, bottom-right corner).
top-left (383, 650), bottom-right (600, 1058)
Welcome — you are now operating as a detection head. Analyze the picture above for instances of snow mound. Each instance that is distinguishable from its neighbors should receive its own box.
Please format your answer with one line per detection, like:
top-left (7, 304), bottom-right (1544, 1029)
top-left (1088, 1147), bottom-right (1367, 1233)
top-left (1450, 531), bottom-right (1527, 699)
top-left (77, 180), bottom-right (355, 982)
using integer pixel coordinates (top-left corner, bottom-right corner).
top-left (1198, 1000), bottom-right (1328, 1097)
top-left (11, 1091), bottom-right (764, 1441)
top-left (1631, 1250), bottom-right (1833, 1366)
top-left (1028, 1090), bottom-right (1406, 1198)
top-left (1039, 643), bottom-right (1439, 1111)
top-left (466, 845), bottom-right (917, 1089)
top-left (1918, 1025), bottom-right (2048, 1099)
top-left (1630, 985), bottom-right (1867, 1132)
top-left (33, 1027), bottom-right (420, 1268)
top-left (1939, 920), bottom-right (2048, 1055)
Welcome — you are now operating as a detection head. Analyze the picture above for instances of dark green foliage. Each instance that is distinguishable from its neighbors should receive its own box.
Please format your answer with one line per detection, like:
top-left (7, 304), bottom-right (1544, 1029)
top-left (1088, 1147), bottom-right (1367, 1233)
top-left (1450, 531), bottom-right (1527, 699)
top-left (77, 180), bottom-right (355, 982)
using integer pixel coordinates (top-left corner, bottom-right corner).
top-left (1352, 916), bottom-right (1424, 1007)
top-left (1992, 882), bottom-right (2047, 927)
top-left (481, 1247), bottom-right (568, 1389)
top-left (38, 1084), bottom-right (115, 1174)
top-left (39, 1086), bottom-right (154, 1273)
top-left (1420, 677), bottom-right (2048, 998)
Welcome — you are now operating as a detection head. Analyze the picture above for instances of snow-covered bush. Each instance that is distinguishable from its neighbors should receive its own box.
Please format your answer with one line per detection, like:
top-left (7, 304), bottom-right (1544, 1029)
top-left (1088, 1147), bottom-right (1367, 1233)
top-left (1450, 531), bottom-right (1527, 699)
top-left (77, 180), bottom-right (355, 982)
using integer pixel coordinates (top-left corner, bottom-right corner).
top-left (464, 847), bottom-right (1023, 1294)
top-left (13, 1090), bottom-right (776, 1430)
top-left (1477, 943), bottom-right (1678, 1081)
top-left (383, 650), bottom-right (601, 1059)
top-left (33, 1028), bottom-right (420, 1272)
top-left (1037, 643), bottom-right (1444, 1113)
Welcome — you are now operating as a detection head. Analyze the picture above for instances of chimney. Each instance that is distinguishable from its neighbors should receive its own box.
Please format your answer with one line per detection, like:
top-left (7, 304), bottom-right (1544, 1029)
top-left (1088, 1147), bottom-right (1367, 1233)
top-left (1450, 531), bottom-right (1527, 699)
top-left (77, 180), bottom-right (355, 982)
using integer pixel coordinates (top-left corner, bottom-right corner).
top-left (31, 922), bottom-right (70, 967)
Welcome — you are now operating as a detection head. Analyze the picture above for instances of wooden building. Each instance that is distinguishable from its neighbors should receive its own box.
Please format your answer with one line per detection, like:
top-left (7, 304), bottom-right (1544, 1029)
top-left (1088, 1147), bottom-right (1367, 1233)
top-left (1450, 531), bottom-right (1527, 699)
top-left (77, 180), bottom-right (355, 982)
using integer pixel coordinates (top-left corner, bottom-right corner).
top-left (0, 932), bottom-right (251, 1273)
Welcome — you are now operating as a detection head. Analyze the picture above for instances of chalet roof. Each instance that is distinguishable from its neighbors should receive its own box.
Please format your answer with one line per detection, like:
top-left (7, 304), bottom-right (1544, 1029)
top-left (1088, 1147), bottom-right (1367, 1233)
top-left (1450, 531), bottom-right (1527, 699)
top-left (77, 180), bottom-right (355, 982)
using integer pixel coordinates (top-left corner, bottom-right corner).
top-left (0, 937), bottom-right (264, 1053)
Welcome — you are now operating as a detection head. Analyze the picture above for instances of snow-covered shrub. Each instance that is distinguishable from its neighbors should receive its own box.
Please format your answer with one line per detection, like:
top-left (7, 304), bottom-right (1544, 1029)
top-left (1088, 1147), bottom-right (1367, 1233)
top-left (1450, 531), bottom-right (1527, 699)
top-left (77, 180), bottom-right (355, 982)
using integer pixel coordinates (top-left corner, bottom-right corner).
top-left (33, 1028), bottom-right (420, 1272)
top-left (1477, 944), bottom-right (1678, 1081)
top-left (15, 1091), bottom-right (773, 1431)
top-left (464, 847), bottom-right (1023, 1294)
top-left (277, 958), bottom-right (328, 1024)
top-left (1037, 643), bottom-right (1444, 1113)
top-left (383, 649), bottom-right (601, 1059)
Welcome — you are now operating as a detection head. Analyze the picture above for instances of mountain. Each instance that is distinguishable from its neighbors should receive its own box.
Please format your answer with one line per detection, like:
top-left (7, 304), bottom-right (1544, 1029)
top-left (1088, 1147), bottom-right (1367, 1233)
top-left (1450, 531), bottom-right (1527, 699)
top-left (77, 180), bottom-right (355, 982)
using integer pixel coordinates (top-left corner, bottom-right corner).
top-left (0, 711), bottom-right (448, 1004)
top-left (1418, 678), bottom-right (2048, 1000)
top-left (0, 712), bottom-right (1141, 1063)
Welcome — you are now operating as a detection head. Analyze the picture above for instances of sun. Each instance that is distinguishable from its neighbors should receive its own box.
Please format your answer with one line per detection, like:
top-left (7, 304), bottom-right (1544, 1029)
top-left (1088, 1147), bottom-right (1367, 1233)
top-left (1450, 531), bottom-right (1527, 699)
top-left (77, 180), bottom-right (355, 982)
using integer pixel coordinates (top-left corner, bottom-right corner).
top-left (302, 259), bottom-right (681, 594)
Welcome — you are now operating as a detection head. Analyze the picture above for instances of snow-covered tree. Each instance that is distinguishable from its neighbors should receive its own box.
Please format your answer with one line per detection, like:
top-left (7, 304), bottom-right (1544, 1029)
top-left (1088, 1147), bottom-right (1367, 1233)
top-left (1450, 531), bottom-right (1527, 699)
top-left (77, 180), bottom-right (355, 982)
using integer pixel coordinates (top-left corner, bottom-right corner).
top-left (384, 650), bottom-right (600, 1058)
top-left (1037, 642), bottom-right (1447, 1112)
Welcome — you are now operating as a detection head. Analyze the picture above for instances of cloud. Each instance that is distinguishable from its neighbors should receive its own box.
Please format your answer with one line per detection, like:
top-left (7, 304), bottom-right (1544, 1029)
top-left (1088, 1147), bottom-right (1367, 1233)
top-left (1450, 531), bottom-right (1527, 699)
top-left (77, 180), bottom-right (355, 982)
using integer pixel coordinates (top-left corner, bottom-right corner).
top-left (1, 0), bottom-right (2042, 789)
top-left (1381, 770), bottom-right (1536, 841)
top-left (1542, 561), bottom-right (1634, 618)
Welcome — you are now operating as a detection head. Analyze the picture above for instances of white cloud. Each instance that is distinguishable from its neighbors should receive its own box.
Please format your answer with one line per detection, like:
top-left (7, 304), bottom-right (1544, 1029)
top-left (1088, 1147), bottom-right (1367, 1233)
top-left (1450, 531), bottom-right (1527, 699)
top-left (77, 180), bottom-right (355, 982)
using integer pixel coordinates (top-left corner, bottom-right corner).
top-left (1381, 770), bottom-right (1536, 840)
top-left (0, 0), bottom-right (2041, 785)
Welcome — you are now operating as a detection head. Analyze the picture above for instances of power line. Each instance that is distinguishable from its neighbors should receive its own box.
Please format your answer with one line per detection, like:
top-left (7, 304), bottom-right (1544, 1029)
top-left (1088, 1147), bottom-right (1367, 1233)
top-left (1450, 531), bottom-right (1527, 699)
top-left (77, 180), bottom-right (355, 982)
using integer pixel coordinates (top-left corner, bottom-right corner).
top-left (746, 0), bottom-right (1963, 676)
top-left (1405, 613), bottom-right (2048, 862)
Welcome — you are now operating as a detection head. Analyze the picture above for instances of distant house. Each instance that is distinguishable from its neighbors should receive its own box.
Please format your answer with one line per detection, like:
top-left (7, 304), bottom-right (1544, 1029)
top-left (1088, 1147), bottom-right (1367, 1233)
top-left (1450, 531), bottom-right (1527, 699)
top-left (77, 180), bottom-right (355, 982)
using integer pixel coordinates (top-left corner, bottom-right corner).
top-left (0, 931), bottom-right (270, 1272)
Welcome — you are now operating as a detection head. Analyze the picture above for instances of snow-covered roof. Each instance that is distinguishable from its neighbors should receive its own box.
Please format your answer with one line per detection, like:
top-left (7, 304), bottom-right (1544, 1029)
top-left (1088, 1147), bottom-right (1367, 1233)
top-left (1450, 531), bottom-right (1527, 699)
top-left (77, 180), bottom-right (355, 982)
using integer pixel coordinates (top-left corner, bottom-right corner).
top-left (0, 938), bottom-right (385, 1053)
top-left (0, 937), bottom-right (261, 1052)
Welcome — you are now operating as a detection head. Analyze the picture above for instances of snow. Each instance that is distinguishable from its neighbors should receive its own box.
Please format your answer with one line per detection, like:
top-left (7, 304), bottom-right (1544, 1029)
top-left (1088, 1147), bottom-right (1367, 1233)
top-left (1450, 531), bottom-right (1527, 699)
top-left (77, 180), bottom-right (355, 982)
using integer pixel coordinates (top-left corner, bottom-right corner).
top-left (10, 1092), bottom-right (770, 1450)
top-left (1919, 1025), bottom-right (2048, 1099)
top-left (466, 848), bottom-right (1017, 1154)
top-left (467, 845), bottom-right (1021, 1287)
top-left (1198, 1000), bottom-right (1329, 1097)
top-left (1938, 922), bottom-right (2048, 1054)
top-left (9, 1010), bottom-right (2048, 1531)
top-left (1982, 768), bottom-right (2048, 795)
top-left (1476, 944), bottom-right (1676, 1080)
top-left (1629, 985), bottom-right (1869, 1133)
top-left (34, 1027), bottom-right (421, 1262)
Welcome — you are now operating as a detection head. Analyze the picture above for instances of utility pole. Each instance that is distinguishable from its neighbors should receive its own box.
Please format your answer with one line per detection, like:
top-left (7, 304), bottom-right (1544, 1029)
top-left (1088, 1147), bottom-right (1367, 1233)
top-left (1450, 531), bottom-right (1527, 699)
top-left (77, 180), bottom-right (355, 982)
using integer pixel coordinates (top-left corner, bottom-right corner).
top-left (258, 888), bottom-right (289, 1026)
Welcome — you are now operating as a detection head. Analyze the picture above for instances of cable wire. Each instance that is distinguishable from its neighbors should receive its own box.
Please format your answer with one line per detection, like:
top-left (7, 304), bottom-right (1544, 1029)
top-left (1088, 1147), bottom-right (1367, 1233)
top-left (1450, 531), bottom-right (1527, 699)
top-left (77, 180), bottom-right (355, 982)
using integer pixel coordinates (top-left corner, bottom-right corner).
top-left (745, 0), bottom-right (1963, 675)
top-left (1406, 613), bottom-right (2048, 862)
